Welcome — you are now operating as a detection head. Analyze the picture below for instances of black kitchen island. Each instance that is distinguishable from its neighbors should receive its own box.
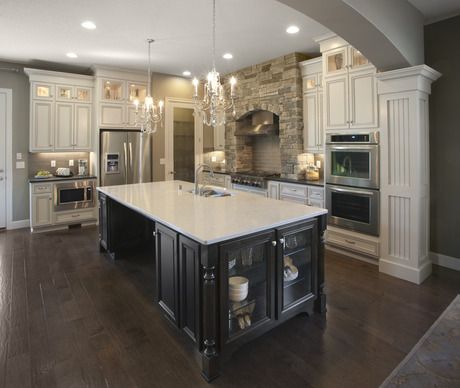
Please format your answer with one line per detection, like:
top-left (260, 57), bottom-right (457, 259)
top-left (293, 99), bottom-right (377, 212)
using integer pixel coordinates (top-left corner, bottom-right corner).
top-left (97, 181), bottom-right (327, 381)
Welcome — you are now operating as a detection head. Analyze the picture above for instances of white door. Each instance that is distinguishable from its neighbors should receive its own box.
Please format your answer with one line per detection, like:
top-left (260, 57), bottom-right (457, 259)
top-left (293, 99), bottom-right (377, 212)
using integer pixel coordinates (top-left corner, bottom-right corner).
top-left (100, 103), bottom-right (125, 127)
top-left (349, 69), bottom-right (378, 129)
top-left (74, 104), bottom-right (92, 150)
top-left (55, 102), bottom-right (74, 150)
top-left (303, 92), bottom-right (318, 151)
top-left (165, 98), bottom-right (203, 182)
top-left (0, 90), bottom-right (9, 229)
top-left (31, 100), bottom-right (54, 151)
top-left (324, 75), bottom-right (349, 130)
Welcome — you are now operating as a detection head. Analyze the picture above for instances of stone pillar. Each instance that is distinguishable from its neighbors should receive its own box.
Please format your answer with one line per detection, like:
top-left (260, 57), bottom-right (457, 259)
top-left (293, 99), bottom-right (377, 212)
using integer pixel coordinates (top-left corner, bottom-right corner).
top-left (376, 65), bottom-right (441, 284)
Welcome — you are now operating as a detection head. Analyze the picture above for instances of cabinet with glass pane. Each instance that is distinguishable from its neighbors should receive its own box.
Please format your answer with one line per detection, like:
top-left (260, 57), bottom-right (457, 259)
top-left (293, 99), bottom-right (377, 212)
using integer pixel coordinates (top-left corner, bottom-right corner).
top-left (219, 231), bottom-right (276, 342)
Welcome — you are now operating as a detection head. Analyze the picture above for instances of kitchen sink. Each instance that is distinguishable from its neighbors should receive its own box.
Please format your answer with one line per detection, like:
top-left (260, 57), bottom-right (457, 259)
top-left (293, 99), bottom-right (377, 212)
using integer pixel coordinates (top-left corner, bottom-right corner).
top-left (187, 188), bottom-right (233, 197)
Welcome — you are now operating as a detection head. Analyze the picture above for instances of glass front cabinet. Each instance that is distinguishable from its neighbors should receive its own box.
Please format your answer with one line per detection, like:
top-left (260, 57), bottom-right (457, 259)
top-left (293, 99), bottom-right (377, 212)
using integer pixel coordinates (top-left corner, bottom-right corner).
top-left (219, 219), bottom-right (319, 344)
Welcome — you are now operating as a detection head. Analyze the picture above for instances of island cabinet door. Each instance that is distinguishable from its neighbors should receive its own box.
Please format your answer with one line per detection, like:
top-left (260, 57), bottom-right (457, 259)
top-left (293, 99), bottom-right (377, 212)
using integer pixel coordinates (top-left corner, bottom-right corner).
top-left (98, 193), bottom-right (109, 251)
top-left (155, 224), bottom-right (179, 325)
top-left (276, 220), bottom-right (318, 318)
top-left (219, 230), bottom-right (276, 345)
top-left (178, 235), bottom-right (201, 343)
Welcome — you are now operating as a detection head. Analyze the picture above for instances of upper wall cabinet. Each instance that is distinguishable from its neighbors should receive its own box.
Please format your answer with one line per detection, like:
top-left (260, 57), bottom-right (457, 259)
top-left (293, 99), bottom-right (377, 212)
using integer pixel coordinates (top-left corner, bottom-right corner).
top-left (317, 36), bottom-right (378, 131)
top-left (93, 69), bottom-right (148, 129)
top-left (25, 68), bottom-right (94, 152)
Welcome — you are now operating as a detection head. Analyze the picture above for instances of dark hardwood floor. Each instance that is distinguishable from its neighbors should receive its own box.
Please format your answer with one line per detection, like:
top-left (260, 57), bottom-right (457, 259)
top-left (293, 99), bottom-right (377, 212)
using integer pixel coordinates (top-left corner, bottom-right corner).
top-left (0, 226), bottom-right (459, 388)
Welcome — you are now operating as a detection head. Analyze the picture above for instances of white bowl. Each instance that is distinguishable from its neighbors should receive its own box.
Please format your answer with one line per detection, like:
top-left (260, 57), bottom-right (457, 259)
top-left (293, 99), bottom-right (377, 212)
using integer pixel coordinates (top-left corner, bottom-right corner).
top-left (229, 276), bottom-right (249, 302)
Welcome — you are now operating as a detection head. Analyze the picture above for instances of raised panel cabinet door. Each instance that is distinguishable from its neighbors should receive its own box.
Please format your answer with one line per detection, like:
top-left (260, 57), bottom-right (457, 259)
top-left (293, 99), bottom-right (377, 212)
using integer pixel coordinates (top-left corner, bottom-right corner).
top-left (74, 104), bottom-right (92, 150)
top-left (32, 194), bottom-right (52, 227)
top-left (100, 103), bottom-right (125, 127)
top-left (55, 102), bottom-right (74, 150)
top-left (126, 105), bottom-right (137, 128)
top-left (349, 70), bottom-right (378, 129)
top-left (324, 75), bottom-right (349, 130)
top-left (317, 91), bottom-right (324, 149)
top-left (303, 92), bottom-right (318, 152)
top-left (156, 224), bottom-right (179, 325)
top-left (31, 100), bottom-right (54, 151)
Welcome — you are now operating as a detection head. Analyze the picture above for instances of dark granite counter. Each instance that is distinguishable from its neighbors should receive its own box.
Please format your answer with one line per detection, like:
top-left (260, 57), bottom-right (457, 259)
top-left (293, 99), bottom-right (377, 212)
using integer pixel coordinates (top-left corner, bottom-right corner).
top-left (29, 175), bottom-right (97, 183)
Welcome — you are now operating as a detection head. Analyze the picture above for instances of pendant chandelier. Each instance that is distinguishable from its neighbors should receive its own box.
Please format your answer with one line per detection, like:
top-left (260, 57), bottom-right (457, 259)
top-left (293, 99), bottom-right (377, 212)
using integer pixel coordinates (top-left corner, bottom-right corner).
top-left (192, 0), bottom-right (236, 128)
top-left (134, 39), bottom-right (164, 134)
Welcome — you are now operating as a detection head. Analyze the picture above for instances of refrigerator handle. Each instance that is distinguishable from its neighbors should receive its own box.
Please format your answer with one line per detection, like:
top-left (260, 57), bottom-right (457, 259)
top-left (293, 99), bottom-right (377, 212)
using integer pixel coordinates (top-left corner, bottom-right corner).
top-left (129, 142), bottom-right (133, 167)
top-left (123, 142), bottom-right (128, 176)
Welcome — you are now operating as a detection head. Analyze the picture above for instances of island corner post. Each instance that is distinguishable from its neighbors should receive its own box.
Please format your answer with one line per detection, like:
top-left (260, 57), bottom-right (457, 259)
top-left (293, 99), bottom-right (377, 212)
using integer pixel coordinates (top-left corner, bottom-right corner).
top-left (97, 181), bottom-right (328, 382)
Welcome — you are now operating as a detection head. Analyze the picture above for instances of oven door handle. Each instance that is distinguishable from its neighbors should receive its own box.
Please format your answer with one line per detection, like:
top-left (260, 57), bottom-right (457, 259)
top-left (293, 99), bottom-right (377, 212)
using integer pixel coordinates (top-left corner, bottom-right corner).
top-left (329, 186), bottom-right (374, 196)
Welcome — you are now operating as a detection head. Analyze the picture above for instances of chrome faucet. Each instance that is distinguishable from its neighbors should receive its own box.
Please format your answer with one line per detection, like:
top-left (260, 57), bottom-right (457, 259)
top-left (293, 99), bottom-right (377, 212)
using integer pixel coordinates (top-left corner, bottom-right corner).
top-left (194, 163), bottom-right (214, 196)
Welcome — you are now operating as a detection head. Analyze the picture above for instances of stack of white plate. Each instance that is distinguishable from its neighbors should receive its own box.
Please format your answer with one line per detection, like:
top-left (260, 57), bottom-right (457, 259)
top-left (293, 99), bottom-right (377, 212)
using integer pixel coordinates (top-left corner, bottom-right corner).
top-left (229, 276), bottom-right (249, 302)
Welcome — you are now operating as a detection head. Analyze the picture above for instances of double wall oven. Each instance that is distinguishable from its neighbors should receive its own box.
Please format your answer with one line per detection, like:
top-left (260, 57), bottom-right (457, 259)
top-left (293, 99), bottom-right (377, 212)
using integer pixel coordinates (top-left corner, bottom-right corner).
top-left (326, 132), bottom-right (380, 236)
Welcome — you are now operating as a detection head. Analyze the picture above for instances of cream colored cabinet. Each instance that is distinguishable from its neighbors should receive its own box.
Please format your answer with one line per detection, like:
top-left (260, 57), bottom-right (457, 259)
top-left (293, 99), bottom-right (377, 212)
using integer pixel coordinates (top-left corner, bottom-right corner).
top-left (31, 193), bottom-right (53, 228)
top-left (267, 180), bottom-right (325, 208)
top-left (25, 68), bottom-right (94, 152)
top-left (300, 57), bottom-right (324, 153)
top-left (322, 44), bottom-right (377, 131)
top-left (98, 78), bottom-right (147, 128)
top-left (30, 100), bottom-right (54, 151)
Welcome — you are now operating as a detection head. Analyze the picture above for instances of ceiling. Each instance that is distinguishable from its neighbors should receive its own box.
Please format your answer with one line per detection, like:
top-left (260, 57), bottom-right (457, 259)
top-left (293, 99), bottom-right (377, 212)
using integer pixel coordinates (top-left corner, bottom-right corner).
top-left (408, 0), bottom-right (460, 23)
top-left (0, 0), bottom-right (330, 77)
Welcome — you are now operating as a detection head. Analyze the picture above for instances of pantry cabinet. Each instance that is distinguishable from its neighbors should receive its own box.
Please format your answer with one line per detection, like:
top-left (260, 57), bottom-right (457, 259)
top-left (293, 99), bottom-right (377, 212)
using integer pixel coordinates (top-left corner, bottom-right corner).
top-left (25, 68), bottom-right (94, 152)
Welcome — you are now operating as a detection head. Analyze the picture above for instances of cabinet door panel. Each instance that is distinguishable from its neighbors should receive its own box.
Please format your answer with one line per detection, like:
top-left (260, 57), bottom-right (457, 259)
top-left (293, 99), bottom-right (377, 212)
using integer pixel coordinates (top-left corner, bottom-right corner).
top-left (349, 70), bottom-right (378, 128)
top-left (324, 76), bottom-right (348, 130)
top-left (32, 194), bottom-right (52, 227)
top-left (55, 103), bottom-right (74, 150)
top-left (74, 104), bottom-right (92, 150)
top-left (32, 82), bottom-right (54, 100)
top-left (100, 104), bottom-right (124, 127)
top-left (303, 92), bottom-right (318, 151)
top-left (317, 91), bottom-right (324, 149)
top-left (126, 105), bottom-right (137, 128)
top-left (31, 101), bottom-right (54, 151)
top-left (156, 224), bottom-right (179, 325)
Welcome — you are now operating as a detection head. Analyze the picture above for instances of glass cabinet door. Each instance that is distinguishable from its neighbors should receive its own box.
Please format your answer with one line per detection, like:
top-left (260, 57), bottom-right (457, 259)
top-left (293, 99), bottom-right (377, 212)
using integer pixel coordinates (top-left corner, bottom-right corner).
top-left (56, 85), bottom-right (73, 100)
top-left (350, 48), bottom-right (370, 69)
top-left (279, 222), bottom-right (317, 313)
top-left (102, 79), bottom-right (124, 101)
top-left (224, 235), bottom-right (274, 339)
top-left (33, 83), bottom-right (54, 100)
top-left (325, 48), bottom-right (347, 75)
top-left (75, 87), bottom-right (92, 102)
top-left (128, 83), bottom-right (147, 103)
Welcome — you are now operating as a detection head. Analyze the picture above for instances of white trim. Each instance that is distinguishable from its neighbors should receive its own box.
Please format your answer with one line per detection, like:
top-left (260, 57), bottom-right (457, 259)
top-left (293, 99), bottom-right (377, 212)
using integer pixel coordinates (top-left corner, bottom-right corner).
top-left (164, 97), bottom-right (202, 181)
top-left (0, 89), bottom-right (13, 229)
top-left (430, 252), bottom-right (460, 271)
top-left (326, 245), bottom-right (378, 266)
top-left (8, 219), bottom-right (30, 230)
top-left (379, 258), bottom-right (432, 285)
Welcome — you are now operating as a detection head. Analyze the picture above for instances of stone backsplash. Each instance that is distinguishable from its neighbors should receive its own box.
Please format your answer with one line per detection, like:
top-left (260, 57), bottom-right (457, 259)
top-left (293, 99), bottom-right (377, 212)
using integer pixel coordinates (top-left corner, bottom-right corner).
top-left (223, 52), bottom-right (309, 178)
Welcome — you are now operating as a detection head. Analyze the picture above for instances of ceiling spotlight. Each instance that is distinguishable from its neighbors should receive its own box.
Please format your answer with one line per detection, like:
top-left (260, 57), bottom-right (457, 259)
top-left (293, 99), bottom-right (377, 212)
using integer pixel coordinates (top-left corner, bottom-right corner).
top-left (182, 70), bottom-right (191, 77)
top-left (81, 21), bottom-right (96, 30)
top-left (222, 53), bottom-right (233, 59)
top-left (66, 52), bottom-right (78, 58)
top-left (286, 25), bottom-right (300, 34)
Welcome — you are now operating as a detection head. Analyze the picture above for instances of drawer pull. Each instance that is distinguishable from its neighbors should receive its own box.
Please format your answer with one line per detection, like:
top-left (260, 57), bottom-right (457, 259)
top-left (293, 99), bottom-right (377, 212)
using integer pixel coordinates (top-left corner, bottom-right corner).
top-left (344, 239), bottom-right (356, 245)
top-left (71, 214), bottom-right (80, 218)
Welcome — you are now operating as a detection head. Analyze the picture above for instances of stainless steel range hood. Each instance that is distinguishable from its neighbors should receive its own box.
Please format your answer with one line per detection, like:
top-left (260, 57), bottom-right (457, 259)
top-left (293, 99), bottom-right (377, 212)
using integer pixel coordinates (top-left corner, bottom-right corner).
top-left (235, 110), bottom-right (279, 136)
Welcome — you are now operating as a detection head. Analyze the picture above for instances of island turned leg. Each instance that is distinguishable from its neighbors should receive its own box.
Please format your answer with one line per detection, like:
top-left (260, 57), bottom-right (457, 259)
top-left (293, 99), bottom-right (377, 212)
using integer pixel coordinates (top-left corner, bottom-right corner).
top-left (201, 246), bottom-right (219, 381)
top-left (315, 215), bottom-right (327, 313)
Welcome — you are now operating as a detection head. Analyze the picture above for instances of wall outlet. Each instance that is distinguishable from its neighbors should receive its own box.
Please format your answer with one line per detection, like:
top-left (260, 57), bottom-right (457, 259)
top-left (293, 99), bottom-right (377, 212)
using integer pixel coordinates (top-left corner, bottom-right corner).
top-left (51, 160), bottom-right (56, 167)
top-left (211, 156), bottom-right (217, 162)
top-left (159, 158), bottom-right (166, 165)
top-left (69, 159), bottom-right (74, 167)
top-left (16, 153), bottom-right (22, 160)
top-left (316, 160), bottom-right (321, 169)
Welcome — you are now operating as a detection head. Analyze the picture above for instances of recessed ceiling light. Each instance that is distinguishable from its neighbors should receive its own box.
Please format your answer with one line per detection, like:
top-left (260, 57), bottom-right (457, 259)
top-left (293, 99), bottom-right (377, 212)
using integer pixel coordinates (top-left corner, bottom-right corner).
top-left (182, 70), bottom-right (191, 77)
top-left (286, 25), bottom-right (300, 34)
top-left (222, 53), bottom-right (233, 59)
top-left (81, 20), bottom-right (96, 30)
top-left (66, 52), bottom-right (78, 58)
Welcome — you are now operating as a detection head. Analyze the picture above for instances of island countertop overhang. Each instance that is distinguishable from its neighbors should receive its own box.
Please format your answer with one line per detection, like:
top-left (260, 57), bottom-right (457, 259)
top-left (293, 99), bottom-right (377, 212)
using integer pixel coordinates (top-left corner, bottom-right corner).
top-left (97, 180), bottom-right (327, 245)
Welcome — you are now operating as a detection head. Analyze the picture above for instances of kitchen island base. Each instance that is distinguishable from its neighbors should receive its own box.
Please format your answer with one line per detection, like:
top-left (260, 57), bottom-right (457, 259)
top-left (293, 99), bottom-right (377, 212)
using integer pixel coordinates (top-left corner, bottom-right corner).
top-left (98, 182), bottom-right (327, 381)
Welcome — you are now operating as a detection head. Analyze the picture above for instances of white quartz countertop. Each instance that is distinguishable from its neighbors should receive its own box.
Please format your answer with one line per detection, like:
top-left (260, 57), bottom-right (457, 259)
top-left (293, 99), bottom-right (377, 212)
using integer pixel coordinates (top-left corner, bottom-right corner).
top-left (97, 181), bottom-right (327, 245)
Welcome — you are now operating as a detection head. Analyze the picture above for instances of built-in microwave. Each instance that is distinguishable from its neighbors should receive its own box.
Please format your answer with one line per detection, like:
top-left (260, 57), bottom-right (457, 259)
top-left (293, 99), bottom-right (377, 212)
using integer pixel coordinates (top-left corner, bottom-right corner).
top-left (326, 132), bottom-right (379, 189)
top-left (54, 180), bottom-right (96, 212)
top-left (326, 184), bottom-right (379, 236)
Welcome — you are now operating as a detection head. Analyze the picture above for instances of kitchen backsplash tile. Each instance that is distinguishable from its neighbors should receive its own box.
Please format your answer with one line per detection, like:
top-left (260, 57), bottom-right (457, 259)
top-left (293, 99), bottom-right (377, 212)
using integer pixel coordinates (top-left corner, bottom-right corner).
top-left (29, 152), bottom-right (90, 177)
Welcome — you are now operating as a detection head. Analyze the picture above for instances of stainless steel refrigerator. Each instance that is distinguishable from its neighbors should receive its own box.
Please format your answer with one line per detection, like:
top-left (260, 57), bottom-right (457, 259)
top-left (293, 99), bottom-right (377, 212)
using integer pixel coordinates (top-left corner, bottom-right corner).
top-left (100, 130), bottom-right (153, 186)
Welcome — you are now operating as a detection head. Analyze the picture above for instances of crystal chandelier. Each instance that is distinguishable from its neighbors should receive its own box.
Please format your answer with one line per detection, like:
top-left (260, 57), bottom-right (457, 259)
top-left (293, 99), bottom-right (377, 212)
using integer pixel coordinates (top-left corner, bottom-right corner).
top-left (134, 39), bottom-right (164, 134)
top-left (192, 0), bottom-right (236, 128)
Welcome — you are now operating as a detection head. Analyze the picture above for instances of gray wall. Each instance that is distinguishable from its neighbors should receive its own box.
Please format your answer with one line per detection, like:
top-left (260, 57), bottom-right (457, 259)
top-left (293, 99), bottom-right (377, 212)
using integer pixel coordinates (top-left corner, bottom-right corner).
top-left (0, 61), bottom-right (29, 221)
top-left (425, 15), bottom-right (460, 260)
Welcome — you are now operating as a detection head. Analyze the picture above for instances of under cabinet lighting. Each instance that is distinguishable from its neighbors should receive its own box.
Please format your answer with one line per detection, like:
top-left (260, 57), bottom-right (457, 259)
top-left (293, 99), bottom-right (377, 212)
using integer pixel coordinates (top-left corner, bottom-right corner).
top-left (81, 21), bottom-right (96, 30)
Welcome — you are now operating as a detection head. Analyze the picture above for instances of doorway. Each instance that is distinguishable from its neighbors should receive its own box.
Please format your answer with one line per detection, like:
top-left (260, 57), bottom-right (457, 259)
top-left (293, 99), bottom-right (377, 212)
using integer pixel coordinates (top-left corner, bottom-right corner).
top-left (165, 98), bottom-right (203, 182)
top-left (0, 89), bottom-right (11, 229)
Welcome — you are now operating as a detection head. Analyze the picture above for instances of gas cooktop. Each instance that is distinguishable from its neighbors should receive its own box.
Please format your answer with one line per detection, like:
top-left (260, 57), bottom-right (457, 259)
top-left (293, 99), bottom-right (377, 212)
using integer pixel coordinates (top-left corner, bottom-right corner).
top-left (230, 171), bottom-right (281, 189)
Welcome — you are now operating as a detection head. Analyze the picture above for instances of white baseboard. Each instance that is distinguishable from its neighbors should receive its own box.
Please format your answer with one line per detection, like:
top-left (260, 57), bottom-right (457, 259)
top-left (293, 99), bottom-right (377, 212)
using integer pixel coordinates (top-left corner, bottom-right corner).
top-left (430, 252), bottom-right (460, 271)
top-left (326, 245), bottom-right (378, 266)
top-left (7, 219), bottom-right (30, 230)
top-left (379, 258), bottom-right (432, 285)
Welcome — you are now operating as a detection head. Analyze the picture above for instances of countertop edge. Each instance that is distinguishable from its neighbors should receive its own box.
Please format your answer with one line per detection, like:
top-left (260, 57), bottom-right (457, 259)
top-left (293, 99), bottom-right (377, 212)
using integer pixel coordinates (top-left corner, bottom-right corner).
top-left (29, 175), bottom-right (98, 183)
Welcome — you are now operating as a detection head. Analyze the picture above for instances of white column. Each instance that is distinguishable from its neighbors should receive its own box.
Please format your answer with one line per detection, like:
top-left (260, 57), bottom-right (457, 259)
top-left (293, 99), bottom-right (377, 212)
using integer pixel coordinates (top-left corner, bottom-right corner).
top-left (377, 65), bottom-right (441, 284)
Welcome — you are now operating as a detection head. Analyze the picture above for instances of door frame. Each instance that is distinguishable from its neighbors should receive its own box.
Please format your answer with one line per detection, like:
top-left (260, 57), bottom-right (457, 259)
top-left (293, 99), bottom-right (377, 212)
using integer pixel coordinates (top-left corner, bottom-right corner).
top-left (0, 88), bottom-right (12, 229)
top-left (164, 97), bottom-right (203, 181)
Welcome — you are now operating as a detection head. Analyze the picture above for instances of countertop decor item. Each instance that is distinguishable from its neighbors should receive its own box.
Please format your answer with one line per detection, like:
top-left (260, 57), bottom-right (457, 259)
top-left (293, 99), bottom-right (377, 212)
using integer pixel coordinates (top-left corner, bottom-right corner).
top-left (229, 276), bottom-right (249, 302)
top-left (133, 39), bottom-right (164, 134)
top-left (192, 0), bottom-right (236, 128)
top-left (34, 170), bottom-right (53, 179)
top-left (284, 256), bottom-right (299, 281)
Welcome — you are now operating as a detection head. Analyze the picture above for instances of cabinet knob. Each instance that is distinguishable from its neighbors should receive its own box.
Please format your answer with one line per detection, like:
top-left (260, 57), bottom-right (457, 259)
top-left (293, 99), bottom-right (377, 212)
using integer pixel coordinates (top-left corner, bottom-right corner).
top-left (279, 238), bottom-right (285, 244)
top-left (152, 231), bottom-right (157, 237)
top-left (271, 241), bottom-right (277, 246)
